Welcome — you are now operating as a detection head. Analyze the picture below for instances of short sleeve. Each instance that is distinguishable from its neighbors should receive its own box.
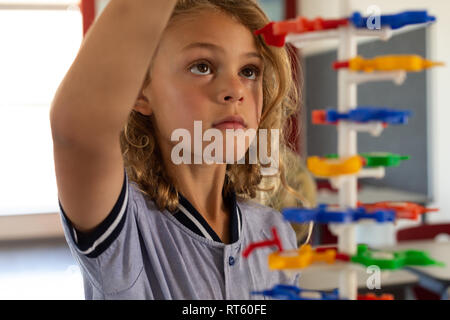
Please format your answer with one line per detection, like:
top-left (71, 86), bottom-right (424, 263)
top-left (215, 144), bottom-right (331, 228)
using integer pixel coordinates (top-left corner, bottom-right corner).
top-left (58, 169), bottom-right (144, 295)
top-left (58, 168), bottom-right (129, 258)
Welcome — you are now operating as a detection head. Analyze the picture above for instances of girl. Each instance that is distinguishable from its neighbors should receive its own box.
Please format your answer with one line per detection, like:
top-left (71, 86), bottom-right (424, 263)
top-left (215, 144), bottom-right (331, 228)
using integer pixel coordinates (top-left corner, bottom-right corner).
top-left (50, 0), bottom-right (312, 299)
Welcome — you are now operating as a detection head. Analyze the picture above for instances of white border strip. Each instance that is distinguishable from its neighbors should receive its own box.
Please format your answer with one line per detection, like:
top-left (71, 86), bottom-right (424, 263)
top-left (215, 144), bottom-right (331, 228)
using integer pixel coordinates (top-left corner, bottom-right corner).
top-left (237, 205), bottom-right (242, 238)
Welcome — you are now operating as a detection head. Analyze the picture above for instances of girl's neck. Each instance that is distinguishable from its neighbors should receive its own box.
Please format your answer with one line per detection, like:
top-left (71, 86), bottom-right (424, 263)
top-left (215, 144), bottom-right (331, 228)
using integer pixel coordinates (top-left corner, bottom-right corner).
top-left (175, 165), bottom-right (231, 244)
top-left (158, 134), bottom-right (233, 242)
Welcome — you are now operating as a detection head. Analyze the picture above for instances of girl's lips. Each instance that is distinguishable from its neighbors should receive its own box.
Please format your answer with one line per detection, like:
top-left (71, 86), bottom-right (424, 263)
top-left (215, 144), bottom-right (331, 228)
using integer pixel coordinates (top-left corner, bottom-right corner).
top-left (213, 115), bottom-right (247, 128)
top-left (213, 122), bottom-right (246, 130)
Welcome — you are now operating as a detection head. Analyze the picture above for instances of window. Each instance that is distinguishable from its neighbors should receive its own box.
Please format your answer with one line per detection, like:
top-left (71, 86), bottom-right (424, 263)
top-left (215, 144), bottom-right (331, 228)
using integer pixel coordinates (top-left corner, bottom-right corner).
top-left (0, 1), bottom-right (82, 238)
top-left (258, 0), bottom-right (286, 21)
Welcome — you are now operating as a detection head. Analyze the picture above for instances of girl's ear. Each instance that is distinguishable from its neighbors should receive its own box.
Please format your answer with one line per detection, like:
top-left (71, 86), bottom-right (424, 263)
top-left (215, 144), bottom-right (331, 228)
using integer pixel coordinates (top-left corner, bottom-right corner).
top-left (133, 93), bottom-right (153, 116)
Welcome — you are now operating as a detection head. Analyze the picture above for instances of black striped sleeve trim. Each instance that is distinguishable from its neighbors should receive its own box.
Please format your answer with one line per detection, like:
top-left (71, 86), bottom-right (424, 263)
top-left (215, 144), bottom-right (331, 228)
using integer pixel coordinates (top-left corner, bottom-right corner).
top-left (59, 169), bottom-right (129, 258)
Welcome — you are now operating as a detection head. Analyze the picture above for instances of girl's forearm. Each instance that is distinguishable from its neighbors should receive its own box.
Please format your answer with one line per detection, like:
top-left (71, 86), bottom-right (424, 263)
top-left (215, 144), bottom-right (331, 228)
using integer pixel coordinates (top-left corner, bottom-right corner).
top-left (50, 0), bottom-right (177, 146)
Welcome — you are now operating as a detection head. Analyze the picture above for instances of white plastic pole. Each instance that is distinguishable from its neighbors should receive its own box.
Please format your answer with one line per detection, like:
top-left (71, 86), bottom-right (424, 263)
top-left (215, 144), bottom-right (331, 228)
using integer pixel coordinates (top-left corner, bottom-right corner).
top-left (286, 27), bottom-right (392, 48)
top-left (347, 71), bottom-right (407, 86)
top-left (286, 30), bottom-right (340, 48)
top-left (335, 0), bottom-right (358, 300)
top-left (342, 121), bottom-right (385, 136)
top-left (354, 27), bottom-right (393, 41)
top-left (336, 5), bottom-right (357, 251)
top-left (328, 167), bottom-right (385, 190)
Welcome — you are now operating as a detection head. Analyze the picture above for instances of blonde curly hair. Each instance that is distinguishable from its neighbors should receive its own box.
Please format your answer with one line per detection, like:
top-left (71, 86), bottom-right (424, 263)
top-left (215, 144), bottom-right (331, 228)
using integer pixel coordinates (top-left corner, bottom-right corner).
top-left (255, 146), bottom-right (317, 245)
top-left (119, 0), bottom-right (313, 242)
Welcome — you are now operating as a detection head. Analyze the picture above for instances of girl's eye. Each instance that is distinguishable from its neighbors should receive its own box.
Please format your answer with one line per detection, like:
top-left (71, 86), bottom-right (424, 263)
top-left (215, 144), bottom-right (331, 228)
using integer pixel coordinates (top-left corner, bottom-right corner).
top-left (189, 62), bottom-right (212, 75)
top-left (189, 62), bottom-right (261, 80)
top-left (240, 66), bottom-right (261, 80)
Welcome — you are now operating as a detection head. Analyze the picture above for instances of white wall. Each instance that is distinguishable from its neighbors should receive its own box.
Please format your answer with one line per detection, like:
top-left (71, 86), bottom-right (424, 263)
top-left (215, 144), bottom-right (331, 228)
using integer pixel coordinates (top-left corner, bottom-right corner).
top-left (299, 0), bottom-right (450, 223)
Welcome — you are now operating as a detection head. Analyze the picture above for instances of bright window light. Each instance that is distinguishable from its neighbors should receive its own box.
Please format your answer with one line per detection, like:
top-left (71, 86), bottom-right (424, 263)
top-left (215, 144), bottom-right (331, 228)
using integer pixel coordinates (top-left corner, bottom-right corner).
top-left (0, 7), bottom-right (82, 215)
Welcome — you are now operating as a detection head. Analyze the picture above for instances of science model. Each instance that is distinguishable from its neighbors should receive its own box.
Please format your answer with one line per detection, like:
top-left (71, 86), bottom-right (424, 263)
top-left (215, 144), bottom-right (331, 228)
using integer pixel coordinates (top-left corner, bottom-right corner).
top-left (244, 4), bottom-right (444, 300)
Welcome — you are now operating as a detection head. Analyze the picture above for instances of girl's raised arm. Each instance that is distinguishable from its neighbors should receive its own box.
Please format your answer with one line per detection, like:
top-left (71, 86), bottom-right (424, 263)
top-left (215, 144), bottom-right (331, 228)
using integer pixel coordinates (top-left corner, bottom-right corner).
top-left (49, 0), bottom-right (176, 233)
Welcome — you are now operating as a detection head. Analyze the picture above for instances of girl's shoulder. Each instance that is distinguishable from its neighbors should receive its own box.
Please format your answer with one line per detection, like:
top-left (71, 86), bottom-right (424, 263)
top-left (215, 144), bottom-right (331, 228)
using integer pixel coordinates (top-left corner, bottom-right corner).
top-left (237, 197), bottom-right (286, 227)
top-left (237, 197), bottom-right (297, 249)
top-left (125, 178), bottom-right (173, 226)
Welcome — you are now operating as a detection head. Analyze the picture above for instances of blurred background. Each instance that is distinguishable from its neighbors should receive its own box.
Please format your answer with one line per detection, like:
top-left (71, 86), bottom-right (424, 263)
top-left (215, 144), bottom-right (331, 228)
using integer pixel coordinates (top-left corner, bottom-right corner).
top-left (0, 0), bottom-right (448, 299)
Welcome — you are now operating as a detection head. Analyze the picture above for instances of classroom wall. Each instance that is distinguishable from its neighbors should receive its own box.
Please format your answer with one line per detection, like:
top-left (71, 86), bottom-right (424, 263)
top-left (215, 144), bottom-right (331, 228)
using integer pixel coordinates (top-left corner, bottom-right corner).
top-left (298, 0), bottom-right (450, 223)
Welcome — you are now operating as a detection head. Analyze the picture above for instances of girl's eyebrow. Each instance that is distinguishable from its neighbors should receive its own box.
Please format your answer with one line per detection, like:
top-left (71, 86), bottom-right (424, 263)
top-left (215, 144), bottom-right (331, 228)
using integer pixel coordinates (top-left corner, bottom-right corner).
top-left (181, 42), bottom-right (263, 60)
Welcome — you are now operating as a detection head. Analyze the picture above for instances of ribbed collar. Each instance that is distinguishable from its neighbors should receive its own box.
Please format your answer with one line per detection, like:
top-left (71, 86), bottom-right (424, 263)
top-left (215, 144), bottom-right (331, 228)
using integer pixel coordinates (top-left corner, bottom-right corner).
top-left (174, 187), bottom-right (242, 244)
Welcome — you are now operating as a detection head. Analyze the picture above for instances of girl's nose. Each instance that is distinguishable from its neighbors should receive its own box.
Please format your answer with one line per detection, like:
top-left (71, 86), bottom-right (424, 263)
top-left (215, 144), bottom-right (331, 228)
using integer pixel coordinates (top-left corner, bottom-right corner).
top-left (223, 95), bottom-right (244, 103)
top-left (217, 75), bottom-right (245, 104)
